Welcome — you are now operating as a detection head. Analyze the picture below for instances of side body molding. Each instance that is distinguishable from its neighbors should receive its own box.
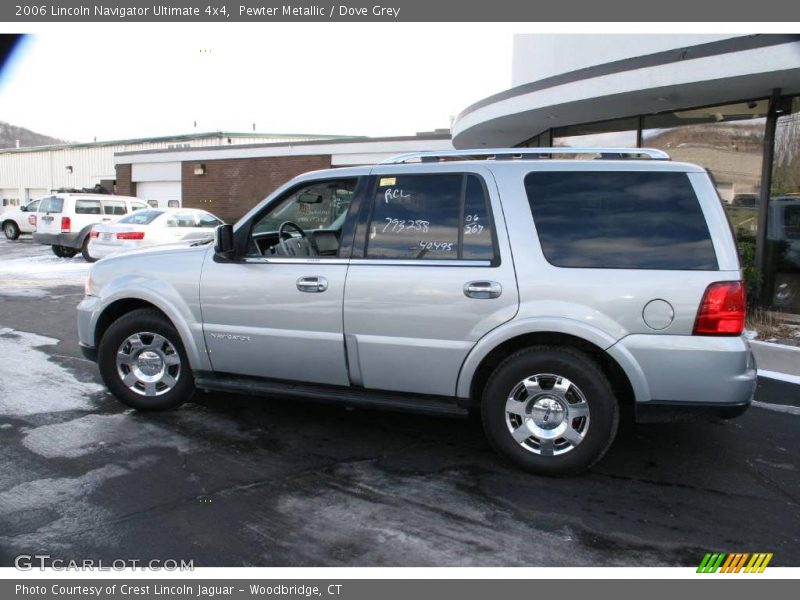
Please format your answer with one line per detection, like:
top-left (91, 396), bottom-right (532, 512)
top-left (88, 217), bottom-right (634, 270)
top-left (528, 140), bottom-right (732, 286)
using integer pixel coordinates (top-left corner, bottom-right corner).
top-left (455, 317), bottom-right (651, 403)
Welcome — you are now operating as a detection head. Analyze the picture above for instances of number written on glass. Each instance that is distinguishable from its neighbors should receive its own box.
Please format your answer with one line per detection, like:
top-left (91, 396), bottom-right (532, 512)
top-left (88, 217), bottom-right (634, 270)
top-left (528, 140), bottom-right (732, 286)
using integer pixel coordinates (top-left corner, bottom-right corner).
top-left (382, 218), bottom-right (430, 233)
top-left (464, 214), bottom-right (484, 235)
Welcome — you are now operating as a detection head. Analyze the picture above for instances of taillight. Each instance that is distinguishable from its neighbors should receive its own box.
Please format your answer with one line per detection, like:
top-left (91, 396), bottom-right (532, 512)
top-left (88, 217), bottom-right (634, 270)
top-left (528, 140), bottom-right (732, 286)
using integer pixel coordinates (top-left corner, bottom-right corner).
top-left (693, 281), bottom-right (746, 336)
top-left (90, 230), bottom-right (99, 239)
top-left (28, 215), bottom-right (36, 227)
top-left (60, 216), bottom-right (71, 232)
top-left (116, 231), bottom-right (145, 240)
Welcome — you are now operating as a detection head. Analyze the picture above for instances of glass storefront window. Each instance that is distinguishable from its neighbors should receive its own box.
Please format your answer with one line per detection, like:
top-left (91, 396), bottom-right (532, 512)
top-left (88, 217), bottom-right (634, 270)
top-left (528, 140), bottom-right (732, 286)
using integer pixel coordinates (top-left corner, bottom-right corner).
top-left (641, 100), bottom-right (767, 303)
top-left (766, 96), bottom-right (800, 312)
top-left (643, 101), bottom-right (767, 241)
top-left (553, 117), bottom-right (638, 156)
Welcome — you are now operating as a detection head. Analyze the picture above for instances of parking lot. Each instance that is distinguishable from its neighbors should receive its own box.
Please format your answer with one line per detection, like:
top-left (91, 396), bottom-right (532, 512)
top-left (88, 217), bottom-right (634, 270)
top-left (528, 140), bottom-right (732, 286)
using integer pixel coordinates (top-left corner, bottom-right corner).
top-left (0, 236), bottom-right (799, 567)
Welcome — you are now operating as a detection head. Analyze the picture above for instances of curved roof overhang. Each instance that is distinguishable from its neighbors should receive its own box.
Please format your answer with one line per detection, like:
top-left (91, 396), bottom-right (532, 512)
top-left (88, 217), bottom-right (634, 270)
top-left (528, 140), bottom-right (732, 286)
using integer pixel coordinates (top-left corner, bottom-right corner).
top-left (453, 36), bottom-right (800, 149)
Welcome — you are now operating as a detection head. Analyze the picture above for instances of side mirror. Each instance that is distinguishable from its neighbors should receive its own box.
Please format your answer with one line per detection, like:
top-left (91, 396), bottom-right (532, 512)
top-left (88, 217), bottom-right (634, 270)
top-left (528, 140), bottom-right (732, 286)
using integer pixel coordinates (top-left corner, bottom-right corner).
top-left (214, 224), bottom-right (236, 259)
top-left (20, 205), bottom-right (27, 212)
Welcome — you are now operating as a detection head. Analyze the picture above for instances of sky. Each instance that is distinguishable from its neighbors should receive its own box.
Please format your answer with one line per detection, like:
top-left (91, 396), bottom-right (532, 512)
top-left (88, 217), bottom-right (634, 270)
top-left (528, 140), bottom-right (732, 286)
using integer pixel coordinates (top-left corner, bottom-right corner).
top-left (0, 25), bottom-right (514, 142)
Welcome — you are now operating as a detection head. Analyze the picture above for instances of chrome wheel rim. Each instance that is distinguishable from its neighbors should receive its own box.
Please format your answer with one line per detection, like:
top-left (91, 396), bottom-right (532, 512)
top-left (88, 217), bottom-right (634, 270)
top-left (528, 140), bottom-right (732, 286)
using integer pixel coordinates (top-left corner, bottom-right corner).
top-left (505, 373), bottom-right (590, 456)
top-left (116, 332), bottom-right (181, 396)
top-left (5, 224), bottom-right (14, 237)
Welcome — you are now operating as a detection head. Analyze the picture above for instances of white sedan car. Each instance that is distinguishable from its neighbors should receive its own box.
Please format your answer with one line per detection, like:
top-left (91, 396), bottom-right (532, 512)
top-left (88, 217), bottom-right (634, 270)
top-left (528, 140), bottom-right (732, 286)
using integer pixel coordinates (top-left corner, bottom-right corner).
top-left (86, 208), bottom-right (224, 261)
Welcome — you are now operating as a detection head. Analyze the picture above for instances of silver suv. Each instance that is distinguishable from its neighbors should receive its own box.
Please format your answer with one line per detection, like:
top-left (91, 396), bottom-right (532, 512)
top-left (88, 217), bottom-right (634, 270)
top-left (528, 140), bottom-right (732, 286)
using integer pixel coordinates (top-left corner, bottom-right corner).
top-left (77, 148), bottom-right (756, 475)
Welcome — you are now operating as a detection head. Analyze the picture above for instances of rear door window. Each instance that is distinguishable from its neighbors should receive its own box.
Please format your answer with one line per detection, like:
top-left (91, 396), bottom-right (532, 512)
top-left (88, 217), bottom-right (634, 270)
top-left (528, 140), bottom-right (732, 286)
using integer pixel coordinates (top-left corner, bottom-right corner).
top-left (524, 171), bottom-right (717, 270)
top-left (166, 213), bottom-right (198, 227)
top-left (75, 199), bottom-right (102, 215)
top-left (365, 173), bottom-right (496, 261)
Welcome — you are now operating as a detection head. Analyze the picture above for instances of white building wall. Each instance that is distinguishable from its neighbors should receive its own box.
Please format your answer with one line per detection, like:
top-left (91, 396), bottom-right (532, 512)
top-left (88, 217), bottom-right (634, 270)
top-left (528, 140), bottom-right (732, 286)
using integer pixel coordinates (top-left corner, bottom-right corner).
top-left (0, 134), bottom-right (330, 204)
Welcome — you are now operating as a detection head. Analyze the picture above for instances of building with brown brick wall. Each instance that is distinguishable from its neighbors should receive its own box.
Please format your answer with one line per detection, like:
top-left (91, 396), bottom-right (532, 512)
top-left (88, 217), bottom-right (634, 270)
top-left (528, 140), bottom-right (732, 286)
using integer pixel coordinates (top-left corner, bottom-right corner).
top-left (1, 131), bottom-right (340, 208)
top-left (114, 134), bottom-right (453, 222)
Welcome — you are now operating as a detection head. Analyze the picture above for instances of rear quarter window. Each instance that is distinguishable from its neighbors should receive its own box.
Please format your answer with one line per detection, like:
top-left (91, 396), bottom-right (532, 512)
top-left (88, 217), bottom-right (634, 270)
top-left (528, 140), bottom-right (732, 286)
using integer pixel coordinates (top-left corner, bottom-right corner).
top-left (524, 171), bottom-right (718, 270)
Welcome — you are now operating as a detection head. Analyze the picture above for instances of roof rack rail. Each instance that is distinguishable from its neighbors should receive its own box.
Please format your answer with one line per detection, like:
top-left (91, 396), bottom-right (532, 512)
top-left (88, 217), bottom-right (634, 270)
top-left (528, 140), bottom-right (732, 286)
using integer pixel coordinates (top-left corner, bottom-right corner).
top-left (379, 147), bottom-right (671, 164)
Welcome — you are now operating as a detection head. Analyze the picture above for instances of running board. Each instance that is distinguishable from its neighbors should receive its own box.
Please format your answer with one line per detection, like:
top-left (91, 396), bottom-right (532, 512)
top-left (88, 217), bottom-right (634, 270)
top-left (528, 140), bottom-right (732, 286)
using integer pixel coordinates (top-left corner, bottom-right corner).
top-left (194, 372), bottom-right (468, 418)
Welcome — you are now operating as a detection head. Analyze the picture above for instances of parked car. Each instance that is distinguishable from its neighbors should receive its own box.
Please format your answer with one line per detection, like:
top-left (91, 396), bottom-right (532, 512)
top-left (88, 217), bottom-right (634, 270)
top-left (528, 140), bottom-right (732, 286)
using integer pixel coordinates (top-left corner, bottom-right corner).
top-left (767, 198), bottom-right (800, 307)
top-left (1, 198), bottom-right (41, 239)
top-left (77, 148), bottom-right (756, 475)
top-left (32, 193), bottom-right (149, 259)
top-left (86, 208), bottom-right (224, 262)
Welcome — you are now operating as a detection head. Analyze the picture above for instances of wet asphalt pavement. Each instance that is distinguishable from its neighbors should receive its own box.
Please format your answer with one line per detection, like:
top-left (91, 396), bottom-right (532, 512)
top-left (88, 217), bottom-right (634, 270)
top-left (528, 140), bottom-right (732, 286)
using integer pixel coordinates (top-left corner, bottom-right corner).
top-left (0, 238), bottom-right (798, 567)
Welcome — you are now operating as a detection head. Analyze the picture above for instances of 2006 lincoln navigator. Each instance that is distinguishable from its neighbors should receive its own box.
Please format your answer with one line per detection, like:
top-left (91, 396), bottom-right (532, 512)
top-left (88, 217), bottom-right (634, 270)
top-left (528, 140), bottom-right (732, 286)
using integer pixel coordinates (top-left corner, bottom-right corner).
top-left (77, 148), bottom-right (756, 475)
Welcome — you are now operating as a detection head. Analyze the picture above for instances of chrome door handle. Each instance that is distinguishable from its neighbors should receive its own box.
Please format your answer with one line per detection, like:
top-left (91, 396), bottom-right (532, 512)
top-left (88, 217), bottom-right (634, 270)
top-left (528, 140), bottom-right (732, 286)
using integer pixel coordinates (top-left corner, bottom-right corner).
top-left (464, 281), bottom-right (502, 299)
top-left (297, 276), bottom-right (328, 293)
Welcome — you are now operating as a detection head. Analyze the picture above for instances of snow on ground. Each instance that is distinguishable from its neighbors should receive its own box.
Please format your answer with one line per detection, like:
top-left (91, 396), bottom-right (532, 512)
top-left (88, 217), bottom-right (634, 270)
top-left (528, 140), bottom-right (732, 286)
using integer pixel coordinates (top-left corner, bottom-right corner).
top-left (0, 459), bottom-right (154, 552)
top-left (22, 413), bottom-right (196, 459)
top-left (0, 327), bottom-right (103, 416)
top-left (0, 239), bottom-right (90, 291)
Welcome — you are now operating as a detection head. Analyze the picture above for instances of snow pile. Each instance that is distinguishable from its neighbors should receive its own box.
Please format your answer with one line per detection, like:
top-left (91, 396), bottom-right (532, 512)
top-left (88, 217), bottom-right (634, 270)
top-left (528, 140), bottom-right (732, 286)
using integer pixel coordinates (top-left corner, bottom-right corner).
top-left (0, 328), bottom-right (103, 416)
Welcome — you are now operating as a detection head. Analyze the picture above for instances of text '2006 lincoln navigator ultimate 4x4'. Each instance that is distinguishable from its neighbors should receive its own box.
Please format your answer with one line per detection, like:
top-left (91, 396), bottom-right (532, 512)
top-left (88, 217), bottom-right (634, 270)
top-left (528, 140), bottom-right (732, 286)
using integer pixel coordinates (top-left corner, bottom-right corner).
top-left (77, 148), bottom-right (756, 475)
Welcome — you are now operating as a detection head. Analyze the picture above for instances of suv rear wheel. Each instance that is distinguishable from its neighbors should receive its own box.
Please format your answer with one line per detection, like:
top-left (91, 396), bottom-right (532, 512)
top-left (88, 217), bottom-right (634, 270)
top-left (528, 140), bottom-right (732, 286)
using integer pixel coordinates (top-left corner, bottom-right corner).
top-left (98, 308), bottom-right (195, 411)
top-left (481, 346), bottom-right (619, 475)
top-left (51, 245), bottom-right (78, 258)
top-left (3, 221), bottom-right (20, 240)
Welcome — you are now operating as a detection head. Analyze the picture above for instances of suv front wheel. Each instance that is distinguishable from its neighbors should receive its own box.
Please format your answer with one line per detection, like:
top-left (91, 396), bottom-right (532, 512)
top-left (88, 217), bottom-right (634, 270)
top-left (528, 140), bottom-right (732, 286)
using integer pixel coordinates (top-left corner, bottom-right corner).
top-left (481, 346), bottom-right (619, 475)
top-left (98, 308), bottom-right (195, 411)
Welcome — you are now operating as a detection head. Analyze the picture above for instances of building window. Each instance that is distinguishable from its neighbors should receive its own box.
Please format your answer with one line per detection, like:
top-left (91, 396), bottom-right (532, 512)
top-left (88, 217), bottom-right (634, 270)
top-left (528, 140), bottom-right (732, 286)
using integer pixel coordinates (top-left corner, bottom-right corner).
top-left (766, 96), bottom-right (800, 312)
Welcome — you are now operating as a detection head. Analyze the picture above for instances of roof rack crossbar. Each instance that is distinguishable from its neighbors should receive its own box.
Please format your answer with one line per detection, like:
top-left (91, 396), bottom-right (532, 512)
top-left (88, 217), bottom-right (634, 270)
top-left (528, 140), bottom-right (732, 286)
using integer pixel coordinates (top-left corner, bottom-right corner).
top-left (380, 147), bottom-right (671, 164)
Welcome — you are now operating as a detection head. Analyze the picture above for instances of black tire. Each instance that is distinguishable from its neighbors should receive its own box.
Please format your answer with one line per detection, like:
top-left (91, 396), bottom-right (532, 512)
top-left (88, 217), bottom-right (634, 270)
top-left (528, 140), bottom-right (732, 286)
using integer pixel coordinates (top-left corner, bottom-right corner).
top-left (481, 346), bottom-right (619, 476)
top-left (3, 220), bottom-right (20, 240)
top-left (97, 308), bottom-right (195, 411)
top-left (81, 236), bottom-right (97, 262)
top-left (51, 245), bottom-right (78, 258)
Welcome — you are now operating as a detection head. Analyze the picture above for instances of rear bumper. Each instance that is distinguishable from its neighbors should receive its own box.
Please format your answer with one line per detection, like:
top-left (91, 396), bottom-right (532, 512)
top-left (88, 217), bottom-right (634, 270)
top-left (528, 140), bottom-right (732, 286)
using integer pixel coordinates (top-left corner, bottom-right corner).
top-left (87, 239), bottom-right (143, 259)
top-left (87, 241), bottom-right (119, 259)
top-left (33, 232), bottom-right (80, 248)
top-left (607, 334), bottom-right (757, 422)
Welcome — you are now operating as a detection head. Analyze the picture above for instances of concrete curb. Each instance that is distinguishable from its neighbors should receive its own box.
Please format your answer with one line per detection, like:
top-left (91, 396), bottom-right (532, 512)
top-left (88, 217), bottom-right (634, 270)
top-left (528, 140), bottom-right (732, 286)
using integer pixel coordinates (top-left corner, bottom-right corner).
top-left (750, 340), bottom-right (800, 379)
